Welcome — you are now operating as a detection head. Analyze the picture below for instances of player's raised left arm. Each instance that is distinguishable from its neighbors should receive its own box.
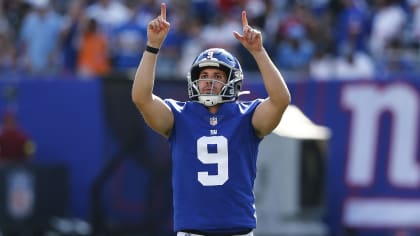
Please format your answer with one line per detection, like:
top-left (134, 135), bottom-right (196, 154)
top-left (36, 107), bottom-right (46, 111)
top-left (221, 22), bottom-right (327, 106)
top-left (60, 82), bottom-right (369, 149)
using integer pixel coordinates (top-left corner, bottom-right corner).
top-left (233, 11), bottom-right (291, 138)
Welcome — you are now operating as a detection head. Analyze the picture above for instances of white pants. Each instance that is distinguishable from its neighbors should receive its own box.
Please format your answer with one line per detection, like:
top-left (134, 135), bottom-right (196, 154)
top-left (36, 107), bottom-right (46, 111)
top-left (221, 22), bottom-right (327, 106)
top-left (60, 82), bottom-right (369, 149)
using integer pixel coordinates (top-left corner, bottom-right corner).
top-left (177, 231), bottom-right (253, 236)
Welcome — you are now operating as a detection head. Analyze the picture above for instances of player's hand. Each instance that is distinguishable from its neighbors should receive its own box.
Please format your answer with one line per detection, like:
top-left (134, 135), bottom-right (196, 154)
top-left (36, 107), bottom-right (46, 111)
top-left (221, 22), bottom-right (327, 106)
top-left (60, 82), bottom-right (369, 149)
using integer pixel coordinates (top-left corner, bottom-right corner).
top-left (233, 11), bottom-right (263, 54)
top-left (147, 3), bottom-right (170, 49)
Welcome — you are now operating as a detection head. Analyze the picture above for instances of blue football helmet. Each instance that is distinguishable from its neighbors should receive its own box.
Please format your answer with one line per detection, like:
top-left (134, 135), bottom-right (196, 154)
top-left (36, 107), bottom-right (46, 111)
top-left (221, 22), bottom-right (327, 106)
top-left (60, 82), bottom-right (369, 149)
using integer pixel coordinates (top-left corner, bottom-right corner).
top-left (187, 48), bottom-right (243, 106)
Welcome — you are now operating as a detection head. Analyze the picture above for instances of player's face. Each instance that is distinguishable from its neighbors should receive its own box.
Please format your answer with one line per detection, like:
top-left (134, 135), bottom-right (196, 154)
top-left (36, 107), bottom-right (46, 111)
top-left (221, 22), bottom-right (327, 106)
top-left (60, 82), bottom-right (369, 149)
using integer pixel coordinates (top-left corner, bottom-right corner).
top-left (197, 68), bottom-right (227, 95)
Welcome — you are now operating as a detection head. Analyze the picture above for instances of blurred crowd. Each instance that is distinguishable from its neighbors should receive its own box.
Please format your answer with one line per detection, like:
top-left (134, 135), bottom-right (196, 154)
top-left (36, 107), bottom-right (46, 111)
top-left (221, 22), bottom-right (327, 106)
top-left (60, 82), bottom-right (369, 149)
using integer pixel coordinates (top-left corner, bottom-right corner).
top-left (0, 0), bottom-right (420, 81)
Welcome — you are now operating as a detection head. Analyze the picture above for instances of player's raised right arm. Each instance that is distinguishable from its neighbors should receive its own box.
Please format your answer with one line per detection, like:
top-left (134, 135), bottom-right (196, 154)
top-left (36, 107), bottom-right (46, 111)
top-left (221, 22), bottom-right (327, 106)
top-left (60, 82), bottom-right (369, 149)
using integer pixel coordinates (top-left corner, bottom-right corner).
top-left (131, 3), bottom-right (173, 138)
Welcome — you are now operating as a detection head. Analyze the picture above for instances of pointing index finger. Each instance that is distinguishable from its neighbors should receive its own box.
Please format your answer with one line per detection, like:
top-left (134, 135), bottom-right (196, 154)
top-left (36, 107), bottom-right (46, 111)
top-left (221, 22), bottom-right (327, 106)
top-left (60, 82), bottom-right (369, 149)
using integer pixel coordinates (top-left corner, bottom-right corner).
top-left (161, 3), bottom-right (166, 21)
top-left (242, 11), bottom-right (248, 27)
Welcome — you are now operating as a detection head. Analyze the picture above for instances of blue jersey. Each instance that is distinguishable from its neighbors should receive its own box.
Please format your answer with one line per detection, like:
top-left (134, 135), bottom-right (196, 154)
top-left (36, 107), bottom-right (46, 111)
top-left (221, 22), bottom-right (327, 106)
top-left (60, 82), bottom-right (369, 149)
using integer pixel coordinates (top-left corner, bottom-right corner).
top-left (165, 99), bottom-right (263, 233)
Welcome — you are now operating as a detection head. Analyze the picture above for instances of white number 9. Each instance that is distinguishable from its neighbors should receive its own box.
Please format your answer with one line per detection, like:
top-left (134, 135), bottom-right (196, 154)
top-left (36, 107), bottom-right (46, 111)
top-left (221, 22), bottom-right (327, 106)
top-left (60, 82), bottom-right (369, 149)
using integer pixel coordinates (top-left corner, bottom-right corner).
top-left (197, 136), bottom-right (228, 186)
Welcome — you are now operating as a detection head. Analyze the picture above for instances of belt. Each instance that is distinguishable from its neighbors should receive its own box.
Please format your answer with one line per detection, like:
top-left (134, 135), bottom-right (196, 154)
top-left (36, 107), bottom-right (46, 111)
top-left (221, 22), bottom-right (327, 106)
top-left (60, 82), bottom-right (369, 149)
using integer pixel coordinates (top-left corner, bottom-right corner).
top-left (177, 231), bottom-right (253, 236)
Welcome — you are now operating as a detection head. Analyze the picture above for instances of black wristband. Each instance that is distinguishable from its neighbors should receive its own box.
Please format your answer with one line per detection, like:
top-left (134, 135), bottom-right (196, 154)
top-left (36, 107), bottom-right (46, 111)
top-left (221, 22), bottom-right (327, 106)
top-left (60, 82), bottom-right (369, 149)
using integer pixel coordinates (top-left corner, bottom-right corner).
top-left (146, 45), bottom-right (159, 54)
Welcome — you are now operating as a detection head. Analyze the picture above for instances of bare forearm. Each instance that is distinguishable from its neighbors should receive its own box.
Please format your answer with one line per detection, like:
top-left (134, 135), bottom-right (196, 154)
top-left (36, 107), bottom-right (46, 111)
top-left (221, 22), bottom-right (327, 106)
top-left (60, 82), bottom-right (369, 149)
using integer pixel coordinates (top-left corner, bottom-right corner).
top-left (252, 48), bottom-right (291, 105)
top-left (132, 51), bottom-right (158, 105)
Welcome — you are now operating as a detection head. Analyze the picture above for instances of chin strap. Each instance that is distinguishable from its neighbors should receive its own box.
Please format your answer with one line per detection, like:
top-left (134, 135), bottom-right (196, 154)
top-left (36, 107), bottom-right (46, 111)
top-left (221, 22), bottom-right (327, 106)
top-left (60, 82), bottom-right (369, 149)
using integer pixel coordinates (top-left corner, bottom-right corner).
top-left (198, 95), bottom-right (222, 106)
top-left (197, 91), bottom-right (250, 106)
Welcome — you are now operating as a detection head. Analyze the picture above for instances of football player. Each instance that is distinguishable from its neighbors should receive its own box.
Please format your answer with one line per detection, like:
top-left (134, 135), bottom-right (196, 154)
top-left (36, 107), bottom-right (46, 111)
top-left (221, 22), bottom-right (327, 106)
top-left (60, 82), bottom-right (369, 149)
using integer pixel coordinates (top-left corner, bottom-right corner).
top-left (132, 3), bottom-right (290, 236)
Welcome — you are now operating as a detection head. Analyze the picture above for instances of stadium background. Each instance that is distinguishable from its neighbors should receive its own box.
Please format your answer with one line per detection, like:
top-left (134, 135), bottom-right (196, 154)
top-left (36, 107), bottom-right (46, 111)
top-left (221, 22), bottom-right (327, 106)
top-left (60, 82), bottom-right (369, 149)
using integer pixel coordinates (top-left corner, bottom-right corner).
top-left (0, 0), bottom-right (419, 236)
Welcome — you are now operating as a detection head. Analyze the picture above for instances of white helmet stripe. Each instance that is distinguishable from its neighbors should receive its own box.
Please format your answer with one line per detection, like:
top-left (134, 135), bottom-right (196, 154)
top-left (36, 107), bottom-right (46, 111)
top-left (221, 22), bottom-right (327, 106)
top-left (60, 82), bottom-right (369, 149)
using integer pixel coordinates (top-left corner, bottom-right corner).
top-left (198, 62), bottom-right (220, 67)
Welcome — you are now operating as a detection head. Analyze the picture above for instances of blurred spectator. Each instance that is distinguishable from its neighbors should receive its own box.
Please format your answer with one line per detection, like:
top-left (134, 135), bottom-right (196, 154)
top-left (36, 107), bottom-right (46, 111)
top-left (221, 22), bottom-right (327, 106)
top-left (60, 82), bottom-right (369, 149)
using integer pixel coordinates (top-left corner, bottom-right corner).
top-left (263, 0), bottom-right (285, 43)
top-left (311, 41), bottom-right (375, 80)
top-left (199, 10), bottom-right (241, 53)
top-left (217, 0), bottom-right (243, 16)
top-left (18, 0), bottom-right (63, 75)
top-left (155, 2), bottom-right (189, 79)
top-left (85, 0), bottom-right (130, 38)
top-left (77, 17), bottom-right (110, 78)
top-left (275, 24), bottom-right (315, 71)
top-left (59, 0), bottom-right (85, 75)
top-left (0, 1), bottom-right (11, 36)
top-left (377, 37), bottom-right (417, 77)
top-left (3, 0), bottom-right (32, 42)
top-left (275, 1), bottom-right (318, 42)
top-left (309, 0), bottom-right (332, 16)
top-left (177, 17), bottom-right (205, 77)
top-left (0, 32), bottom-right (16, 73)
top-left (368, 0), bottom-right (407, 59)
top-left (0, 5), bottom-right (16, 72)
top-left (408, 0), bottom-right (420, 43)
top-left (334, 0), bottom-right (371, 53)
top-left (309, 46), bottom-right (335, 80)
top-left (190, 0), bottom-right (217, 25)
top-left (110, 7), bottom-right (147, 76)
top-left (0, 111), bottom-right (35, 163)
top-left (334, 43), bottom-right (375, 80)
